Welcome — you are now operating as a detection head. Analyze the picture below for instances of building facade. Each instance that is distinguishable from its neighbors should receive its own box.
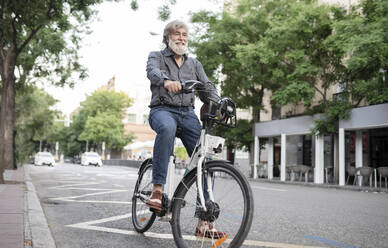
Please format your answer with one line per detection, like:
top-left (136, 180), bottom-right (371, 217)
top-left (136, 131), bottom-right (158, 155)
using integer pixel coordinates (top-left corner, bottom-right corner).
top-left (250, 0), bottom-right (388, 187)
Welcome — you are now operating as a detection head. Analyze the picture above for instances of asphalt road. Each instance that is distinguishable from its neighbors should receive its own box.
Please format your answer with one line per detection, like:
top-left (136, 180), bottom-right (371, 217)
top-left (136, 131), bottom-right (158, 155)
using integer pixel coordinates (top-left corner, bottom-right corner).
top-left (28, 163), bottom-right (388, 248)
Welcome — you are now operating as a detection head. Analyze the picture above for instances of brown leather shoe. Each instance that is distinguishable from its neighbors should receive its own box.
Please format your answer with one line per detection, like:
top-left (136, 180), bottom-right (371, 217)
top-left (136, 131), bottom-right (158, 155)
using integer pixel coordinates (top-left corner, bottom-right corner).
top-left (146, 191), bottom-right (162, 212)
top-left (195, 222), bottom-right (227, 239)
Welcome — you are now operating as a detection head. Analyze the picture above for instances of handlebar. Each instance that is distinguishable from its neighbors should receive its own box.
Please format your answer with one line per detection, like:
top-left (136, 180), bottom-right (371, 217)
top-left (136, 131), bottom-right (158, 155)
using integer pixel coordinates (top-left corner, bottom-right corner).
top-left (181, 80), bottom-right (237, 128)
top-left (181, 80), bottom-right (205, 94)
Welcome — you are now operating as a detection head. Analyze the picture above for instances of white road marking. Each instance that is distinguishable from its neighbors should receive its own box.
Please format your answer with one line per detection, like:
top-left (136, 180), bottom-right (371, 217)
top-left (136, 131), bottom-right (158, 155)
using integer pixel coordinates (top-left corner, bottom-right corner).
top-left (49, 182), bottom-right (131, 204)
top-left (55, 199), bottom-right (131, 204)
top-left (50, 182), bottom-right (102, 189)
top-left (51, 189), bottom-right (128, 201)
top-left (67, 213), bottom-right (323, 248)
top-left (251, 186), bottom-right (288, 192)
top-left (53, 187), bottom-right (128, 191)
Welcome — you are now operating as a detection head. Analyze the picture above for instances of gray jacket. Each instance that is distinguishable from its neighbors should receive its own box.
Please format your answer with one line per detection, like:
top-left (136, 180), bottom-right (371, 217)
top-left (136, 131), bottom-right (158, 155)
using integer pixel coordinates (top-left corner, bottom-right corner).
top-left (146, 48), bottom-right (218, 108)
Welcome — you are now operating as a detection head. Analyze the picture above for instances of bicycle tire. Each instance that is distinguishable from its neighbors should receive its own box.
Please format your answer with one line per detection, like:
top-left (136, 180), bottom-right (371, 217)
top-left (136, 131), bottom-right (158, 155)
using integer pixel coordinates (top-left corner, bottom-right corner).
top-left (132, 161), bottom-right (156, 233)
top-left (171, 161), bottom-right (254, 248)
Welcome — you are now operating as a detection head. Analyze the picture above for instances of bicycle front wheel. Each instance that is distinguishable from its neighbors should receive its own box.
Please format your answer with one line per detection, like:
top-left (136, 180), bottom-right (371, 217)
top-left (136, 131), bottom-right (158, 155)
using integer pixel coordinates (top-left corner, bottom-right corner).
top-left (132, 160), bottom-right (156, 233)
top-left (171, 161), bottom-right (254, 248)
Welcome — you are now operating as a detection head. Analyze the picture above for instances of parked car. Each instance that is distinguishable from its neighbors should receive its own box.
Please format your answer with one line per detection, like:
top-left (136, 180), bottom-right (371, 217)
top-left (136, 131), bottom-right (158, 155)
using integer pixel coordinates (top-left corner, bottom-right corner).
top-left (64, 157), bottom-right (74, 164)
top-left (81, 152), bottom-right (103, 167)
top-left (73, 156), bottom-right (81, 164)
top-left (34, 152), bottom-right (56, 166)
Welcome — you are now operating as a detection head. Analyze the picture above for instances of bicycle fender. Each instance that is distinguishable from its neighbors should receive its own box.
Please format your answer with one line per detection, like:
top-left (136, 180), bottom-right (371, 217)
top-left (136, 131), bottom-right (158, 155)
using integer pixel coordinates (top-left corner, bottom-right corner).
top-left (138, 158), bottom-right (152, 175)
top-left (204, 159), bottom-right (232, 166)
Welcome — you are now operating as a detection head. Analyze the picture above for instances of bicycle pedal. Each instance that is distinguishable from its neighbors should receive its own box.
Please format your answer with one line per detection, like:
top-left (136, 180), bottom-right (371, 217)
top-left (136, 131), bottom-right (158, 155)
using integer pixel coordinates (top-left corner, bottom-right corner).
top-left (159, 213), bottom-right (172, 222)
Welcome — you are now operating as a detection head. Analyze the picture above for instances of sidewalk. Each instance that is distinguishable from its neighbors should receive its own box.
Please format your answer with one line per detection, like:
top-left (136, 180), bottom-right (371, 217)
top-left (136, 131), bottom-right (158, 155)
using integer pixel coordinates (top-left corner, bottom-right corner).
top-left (249, 176), bottom-right (388, 193)
top-left (0, 165), bottom-right (56, 248)
top-left (0, 166), bottom-right (25, 248)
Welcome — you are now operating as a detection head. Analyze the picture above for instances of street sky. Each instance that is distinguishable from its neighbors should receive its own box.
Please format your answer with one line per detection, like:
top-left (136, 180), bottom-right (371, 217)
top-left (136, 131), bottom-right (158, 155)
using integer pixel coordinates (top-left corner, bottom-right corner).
top-left (44, 0), bottom-right (223, 116)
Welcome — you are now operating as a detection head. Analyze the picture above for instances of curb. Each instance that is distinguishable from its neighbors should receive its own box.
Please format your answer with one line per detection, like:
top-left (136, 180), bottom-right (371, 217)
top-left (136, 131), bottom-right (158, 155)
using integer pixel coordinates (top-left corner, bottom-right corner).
top-left (24, 164), bottom-right (56, 248)
top-left (247, 177), bottom-right (388, 193)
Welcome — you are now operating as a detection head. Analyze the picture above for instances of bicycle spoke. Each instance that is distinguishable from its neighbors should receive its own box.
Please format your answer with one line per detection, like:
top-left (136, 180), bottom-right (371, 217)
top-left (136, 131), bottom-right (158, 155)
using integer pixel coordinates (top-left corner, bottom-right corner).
top-left (171, 162), bottom-right (253, 248)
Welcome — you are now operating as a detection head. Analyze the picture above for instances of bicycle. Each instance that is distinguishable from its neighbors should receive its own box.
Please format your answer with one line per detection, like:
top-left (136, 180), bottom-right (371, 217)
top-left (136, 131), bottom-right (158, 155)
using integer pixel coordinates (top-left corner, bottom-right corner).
top-left (132, 80), bottom-right (254, 248)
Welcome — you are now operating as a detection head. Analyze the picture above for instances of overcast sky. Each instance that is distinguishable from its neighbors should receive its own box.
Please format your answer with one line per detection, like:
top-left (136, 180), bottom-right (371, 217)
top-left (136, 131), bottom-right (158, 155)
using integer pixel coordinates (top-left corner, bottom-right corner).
top-left (44, 0), bottom-right (223, 116)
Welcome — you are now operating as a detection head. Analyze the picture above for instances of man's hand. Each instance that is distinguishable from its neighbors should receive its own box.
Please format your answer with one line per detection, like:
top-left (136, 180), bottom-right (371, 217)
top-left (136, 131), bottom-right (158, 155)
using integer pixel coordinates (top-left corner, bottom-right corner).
top-left (164, 80), bottom-right (181, 93)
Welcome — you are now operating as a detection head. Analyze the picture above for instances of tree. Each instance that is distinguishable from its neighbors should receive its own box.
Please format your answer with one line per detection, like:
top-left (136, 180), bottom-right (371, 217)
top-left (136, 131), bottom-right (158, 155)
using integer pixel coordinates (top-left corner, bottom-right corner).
top-left (191, 0), bottom-right (299, 162)
top-left (130, 0), bottom-right (176, 21)
top-left (70, 88), bottom-right (134, 154)
top-left (0, 0), bottom-right (102, 183)
top-left (262, 0), bottom-right (348, 135)
top-left (14, 86), bottom-right (61, 164)
top-left (215, 119), bottom-right (253, 163)
top-left (330, 0), bottom-right (388, 107)
top-left (79, 112), bottom-right (132, 150)
top-left (269, 0), bottom-right (388, 134)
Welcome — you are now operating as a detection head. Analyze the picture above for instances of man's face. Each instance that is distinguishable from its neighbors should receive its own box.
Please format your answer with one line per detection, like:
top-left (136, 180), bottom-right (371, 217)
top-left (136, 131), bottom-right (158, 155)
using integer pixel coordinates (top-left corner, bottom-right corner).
top-left (168, 27), bottom-right (188, 56)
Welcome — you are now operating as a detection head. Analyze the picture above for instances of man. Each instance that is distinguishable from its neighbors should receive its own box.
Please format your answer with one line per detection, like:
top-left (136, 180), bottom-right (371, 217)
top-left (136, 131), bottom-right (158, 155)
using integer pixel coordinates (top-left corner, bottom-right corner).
top-left (145, 20), bottom-right (224, 239)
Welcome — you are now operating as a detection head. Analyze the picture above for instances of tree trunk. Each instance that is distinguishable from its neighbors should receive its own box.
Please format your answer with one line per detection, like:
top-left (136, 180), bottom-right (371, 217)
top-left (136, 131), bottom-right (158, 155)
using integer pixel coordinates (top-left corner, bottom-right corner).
top-left (0, 48), bottom-right (17, 184)
top-left (227, 146), bottom-right (235, 164)
top-left (249, 88), bottom-right (264, 166)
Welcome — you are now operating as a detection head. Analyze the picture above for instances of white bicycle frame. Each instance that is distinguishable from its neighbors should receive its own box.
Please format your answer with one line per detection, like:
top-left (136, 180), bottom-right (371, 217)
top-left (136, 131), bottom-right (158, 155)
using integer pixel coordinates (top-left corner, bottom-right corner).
top-left (164, 129), bottom-right (225, 214)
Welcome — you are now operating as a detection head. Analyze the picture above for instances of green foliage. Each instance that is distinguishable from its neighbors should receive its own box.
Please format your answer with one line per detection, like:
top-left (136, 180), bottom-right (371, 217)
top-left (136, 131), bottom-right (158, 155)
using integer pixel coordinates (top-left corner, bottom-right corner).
top-left (311, 99), bottom-right (352, 136)
top-left (265, 1), bottom-right (346, 112)
top-left (79, 89), bottom-right (132, 120)
top-left (69, 89), bottom-right (134, 153)
top-left (158, 5), bottom-right (171, 21)
top-left (192, 0), bottom-right (387, 138)
top-left (174, 147), bottom-right (188, 161)
top-left (0, 0), bottom-right (100, 89)
top-left (330, 0), bottom-right (388, 107)
top-left (271, 82), bottom-right (315, 106)
top-left (193, 0), bottom-right (310, 125)
top-left (130, 0), bottom-right (174, 21)
top-left (79, 112), bottom-right (132, 150)
top-left (215, 119), bottom-right (253, 152)
top-left (14, 86), bottom-right (61, 162)
top-left (0, 0), bottom-right (104, 178)
top-left (130, 0), bottom-right (139, 10)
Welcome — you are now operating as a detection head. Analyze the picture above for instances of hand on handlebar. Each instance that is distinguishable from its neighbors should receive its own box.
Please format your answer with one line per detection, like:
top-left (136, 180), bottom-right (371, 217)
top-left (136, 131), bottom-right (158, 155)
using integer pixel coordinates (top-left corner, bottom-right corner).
top-left (164, 80), bottom-right (182, 93)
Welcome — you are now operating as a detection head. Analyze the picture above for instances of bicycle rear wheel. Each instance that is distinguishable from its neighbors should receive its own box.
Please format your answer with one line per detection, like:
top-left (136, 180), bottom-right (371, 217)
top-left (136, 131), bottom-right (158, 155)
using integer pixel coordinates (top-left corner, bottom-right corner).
top-left (171, 161), bottom-right (254, 248)
top-left (132, 161), bottom-right (156, 233)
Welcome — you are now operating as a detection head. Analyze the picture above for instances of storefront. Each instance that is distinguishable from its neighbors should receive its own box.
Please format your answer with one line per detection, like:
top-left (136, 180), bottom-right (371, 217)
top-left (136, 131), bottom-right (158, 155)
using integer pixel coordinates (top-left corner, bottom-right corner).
top-left (254, 103), bottom-right (388, 186)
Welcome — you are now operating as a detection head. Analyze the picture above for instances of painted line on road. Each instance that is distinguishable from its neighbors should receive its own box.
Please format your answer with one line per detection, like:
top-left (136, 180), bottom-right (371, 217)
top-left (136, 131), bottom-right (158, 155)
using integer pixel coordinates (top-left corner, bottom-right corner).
top-left (49, 182), bottom-right (102, 189)
top-left (67, 213), bottom-right (323, 248)
top-left (53, 187), bottom-right (128, 191)
top-left (51, 189), bottom-right (128, 200)
top-left (304, 235), bottom-right (360, 248)
top-left (54, 199), bottom-right (131, 204)
top-left (48, 181), bottom-right (133, 204)
top-left (251, 186), bottom-right (288, 192)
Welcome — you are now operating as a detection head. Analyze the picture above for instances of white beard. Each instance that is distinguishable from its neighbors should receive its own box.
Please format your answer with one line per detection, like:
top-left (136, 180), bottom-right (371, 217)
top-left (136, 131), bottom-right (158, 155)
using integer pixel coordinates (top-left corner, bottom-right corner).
top-left (168, 39), bottom-right (187, 55)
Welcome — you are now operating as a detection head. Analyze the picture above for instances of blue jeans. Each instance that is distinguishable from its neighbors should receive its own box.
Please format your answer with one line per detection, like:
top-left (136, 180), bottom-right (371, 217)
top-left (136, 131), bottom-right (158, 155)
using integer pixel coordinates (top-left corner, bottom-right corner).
top-left (149, 106), bottom-right (201, 185)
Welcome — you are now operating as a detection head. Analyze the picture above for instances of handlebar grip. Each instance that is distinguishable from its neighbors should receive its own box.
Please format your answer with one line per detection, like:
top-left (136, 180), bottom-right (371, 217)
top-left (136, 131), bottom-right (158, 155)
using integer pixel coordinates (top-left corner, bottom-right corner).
top-left (181, 80), bottom-right (204, 94)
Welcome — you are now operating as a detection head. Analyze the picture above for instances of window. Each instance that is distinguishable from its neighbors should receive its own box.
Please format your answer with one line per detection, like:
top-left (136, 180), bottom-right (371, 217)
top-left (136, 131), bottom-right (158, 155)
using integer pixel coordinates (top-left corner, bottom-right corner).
top-left (127, 114), bottom-right (136, 123)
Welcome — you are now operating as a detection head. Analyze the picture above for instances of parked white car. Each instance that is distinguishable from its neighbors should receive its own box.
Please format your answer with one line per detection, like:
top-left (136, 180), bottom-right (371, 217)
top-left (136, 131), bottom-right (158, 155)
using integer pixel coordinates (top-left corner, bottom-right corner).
top-left (81, 152), bottom-right (103, 167)
top-left (34, 152), bottom-right (56, 166)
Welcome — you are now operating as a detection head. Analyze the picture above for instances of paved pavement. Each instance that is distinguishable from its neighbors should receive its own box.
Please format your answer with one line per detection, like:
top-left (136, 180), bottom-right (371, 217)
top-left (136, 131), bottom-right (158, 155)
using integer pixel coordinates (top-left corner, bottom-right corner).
top-left (0, 164), bottom-right (387, 248)
top-left (0, 166), bottom-right (24, 248)
top-left (1, 165), bottom-right (55, 248)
